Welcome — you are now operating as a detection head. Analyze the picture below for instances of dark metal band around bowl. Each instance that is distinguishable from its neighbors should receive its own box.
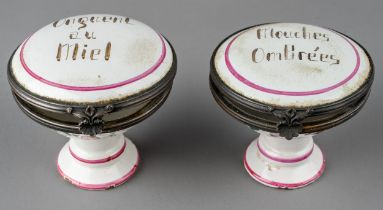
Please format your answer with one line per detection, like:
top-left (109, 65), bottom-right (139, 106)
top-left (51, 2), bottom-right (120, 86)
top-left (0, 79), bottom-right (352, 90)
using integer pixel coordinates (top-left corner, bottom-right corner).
top-left (209, 25), bottom-right (374, 140)
top-left (8, 36), bottom-right (177, 136)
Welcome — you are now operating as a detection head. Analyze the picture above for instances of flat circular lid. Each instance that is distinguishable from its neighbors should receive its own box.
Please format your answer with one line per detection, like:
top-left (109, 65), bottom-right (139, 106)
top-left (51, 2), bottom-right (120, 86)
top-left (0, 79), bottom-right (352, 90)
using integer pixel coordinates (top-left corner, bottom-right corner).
top-left (10, 14), bottom-right (174, 104)
top-left (213, 23), bottom-right (372, 107)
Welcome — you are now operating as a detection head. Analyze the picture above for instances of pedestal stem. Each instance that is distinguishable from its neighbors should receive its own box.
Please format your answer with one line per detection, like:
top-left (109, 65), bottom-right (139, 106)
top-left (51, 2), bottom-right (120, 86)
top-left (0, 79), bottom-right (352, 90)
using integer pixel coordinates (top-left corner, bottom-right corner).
top-left (57, 132), bottom-right (139, 190)
top-left (258, 133), bottom-right (314, 164)
top-left (244, 132), bottom-right (325, 189)
top-left (69, 134), bottom-right (125, 162)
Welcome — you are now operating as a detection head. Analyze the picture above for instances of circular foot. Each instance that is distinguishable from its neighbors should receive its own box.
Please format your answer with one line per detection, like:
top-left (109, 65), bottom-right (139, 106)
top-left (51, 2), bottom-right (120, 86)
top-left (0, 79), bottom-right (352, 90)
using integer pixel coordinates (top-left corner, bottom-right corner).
top-left (244, 138), bottom-right (325, 189)
top-left (57, 138), bottom-right (139, 190)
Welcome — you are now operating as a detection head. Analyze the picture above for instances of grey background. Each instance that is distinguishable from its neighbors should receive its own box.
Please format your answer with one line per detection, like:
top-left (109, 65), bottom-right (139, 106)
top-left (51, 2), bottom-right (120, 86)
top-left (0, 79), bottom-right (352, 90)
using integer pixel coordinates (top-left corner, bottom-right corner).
top-left (0, 0), bottom-right (382, 209)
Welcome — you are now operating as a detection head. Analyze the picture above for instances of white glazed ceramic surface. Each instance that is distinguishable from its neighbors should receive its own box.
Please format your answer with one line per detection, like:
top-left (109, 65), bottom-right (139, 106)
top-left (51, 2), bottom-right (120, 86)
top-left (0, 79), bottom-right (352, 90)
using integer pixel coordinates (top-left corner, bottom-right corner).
top-left (8, 14), bottom-right (177, 190)
top-left (11, 14), bottom-right (174, 103)
top-left (211, 23), bottom-right (373, 189)
top-left (244, 132), bottom-right (325, 189)
top-left (57, 132), bottom-right (139, 190)
top-left (214, 23), bottom-right (371, 107)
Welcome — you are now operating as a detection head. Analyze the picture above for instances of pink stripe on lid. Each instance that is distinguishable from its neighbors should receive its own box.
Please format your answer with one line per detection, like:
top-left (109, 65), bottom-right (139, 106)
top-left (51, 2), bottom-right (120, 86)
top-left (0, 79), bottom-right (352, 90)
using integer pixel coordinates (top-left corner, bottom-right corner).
top-left (19, 33), bottom-right (167, 91)
top-left (224, 28), bottom-right (361, 96)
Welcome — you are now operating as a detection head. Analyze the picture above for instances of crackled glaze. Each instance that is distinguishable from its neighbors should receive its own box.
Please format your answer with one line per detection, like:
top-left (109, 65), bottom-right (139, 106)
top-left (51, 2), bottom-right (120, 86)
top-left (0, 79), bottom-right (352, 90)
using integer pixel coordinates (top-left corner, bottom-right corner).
top-left (214, 23), bottom-right (371, 107)
top-left (210, 23), bottom-right (373, 189)
top-left (11, 14), bottom-right (173, 103)
top-left (8, 14), bottom-right (176, 190)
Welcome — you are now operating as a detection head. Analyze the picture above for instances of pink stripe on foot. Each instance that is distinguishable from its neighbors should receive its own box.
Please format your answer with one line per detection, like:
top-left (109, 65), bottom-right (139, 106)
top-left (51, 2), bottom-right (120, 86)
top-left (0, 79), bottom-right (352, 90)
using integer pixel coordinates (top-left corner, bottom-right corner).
top-left (57, 153), bottom-right (140, 190)
top-left (244, 147), bottom-right (325, 189)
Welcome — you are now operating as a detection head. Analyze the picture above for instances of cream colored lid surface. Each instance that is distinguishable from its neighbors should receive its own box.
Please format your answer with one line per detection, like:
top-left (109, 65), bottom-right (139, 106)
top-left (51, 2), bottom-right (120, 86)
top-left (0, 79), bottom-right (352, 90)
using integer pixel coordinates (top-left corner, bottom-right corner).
top-left (11, 14), bottom-right (174, 103)
top-left (213, 23), bottom-right (371, 107)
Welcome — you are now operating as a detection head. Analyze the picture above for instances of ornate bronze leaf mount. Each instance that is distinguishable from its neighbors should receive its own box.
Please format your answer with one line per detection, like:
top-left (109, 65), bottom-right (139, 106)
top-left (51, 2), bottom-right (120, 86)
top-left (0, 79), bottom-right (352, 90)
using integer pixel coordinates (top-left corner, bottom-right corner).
top-left (66, 104), bottom-right (114, 136)
top-left (269, 107), bottom-right (311, 140)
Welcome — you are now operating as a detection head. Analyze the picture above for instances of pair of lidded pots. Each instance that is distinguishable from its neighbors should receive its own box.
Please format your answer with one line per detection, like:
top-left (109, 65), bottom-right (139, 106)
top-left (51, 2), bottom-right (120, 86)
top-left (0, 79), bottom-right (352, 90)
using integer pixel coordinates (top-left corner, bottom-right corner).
top-left (8, 14), bottom-right (373, 190)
